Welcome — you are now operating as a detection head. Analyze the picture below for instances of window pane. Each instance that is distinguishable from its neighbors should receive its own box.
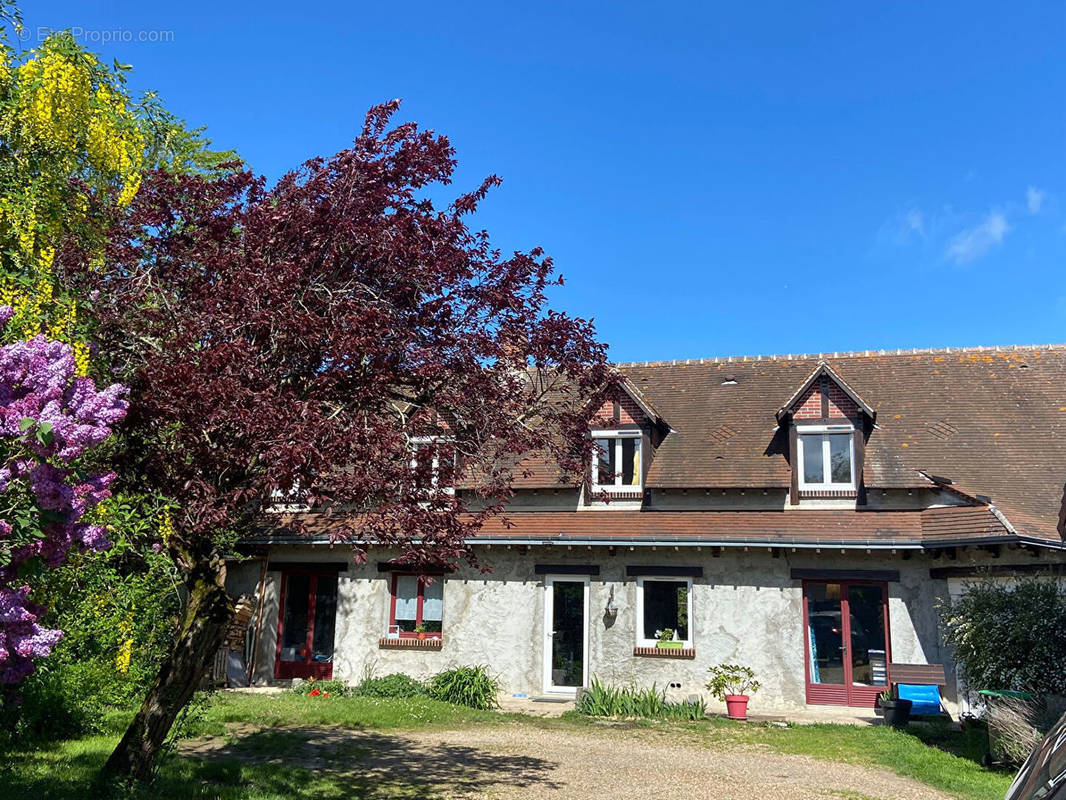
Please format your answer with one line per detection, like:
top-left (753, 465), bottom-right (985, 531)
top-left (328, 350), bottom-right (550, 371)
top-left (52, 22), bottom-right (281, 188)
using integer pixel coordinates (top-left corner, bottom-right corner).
top-left (806, 582), bottom-right (845, 685)
top-left (828, 434), bottom-right (852, 484)
top-left (848, 585), bottom-right (887, 686)
top-left (280, 574), bottom-right (310, 662)
top-left (394, 575), bottom-right (418, 631)
top-left (643, 580), bottom-right (689, 641)
top-left (621, 437), bottom-right (641, 485)
top-left (422, 577), bottom-right (443, 634)
top-left (595, 438), bottom-right (614, 485)
top-left (312, 575), bottom-right (337, 662)
top-left (801, 435), bottom-right (824, 484)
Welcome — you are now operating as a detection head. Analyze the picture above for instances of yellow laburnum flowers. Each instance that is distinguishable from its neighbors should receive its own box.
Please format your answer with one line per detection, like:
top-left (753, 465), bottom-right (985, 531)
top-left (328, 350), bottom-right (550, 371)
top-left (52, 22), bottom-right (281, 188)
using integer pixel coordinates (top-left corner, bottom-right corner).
top-left (0, 33), bottom-right (146, 359)
top-left (2, 40), bottom-right (145, 265)
top-left (158, 511), bottom-right (175, 545)
top-left (115, 616), bottom-right (134, 674)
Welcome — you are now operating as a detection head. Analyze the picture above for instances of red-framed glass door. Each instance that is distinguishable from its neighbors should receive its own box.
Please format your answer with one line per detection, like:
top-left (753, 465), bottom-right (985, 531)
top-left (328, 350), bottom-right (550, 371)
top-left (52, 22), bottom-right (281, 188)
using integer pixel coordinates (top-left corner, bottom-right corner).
top-left (274, 570), bottom-right (338, 680)
top-left (803, 580), bottom-right (890, 707)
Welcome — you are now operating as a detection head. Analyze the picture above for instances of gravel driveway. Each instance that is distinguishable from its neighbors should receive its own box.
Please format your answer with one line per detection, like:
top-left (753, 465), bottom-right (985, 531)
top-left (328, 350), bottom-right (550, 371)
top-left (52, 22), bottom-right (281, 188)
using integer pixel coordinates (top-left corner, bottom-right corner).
top-left (182, 721), bottom-right (948, 800)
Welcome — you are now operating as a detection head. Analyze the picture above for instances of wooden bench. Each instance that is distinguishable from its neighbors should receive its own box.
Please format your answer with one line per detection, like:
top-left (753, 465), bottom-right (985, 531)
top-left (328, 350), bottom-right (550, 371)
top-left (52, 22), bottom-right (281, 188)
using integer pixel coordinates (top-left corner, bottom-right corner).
top-left (889, 662), bottom-right (946, 686)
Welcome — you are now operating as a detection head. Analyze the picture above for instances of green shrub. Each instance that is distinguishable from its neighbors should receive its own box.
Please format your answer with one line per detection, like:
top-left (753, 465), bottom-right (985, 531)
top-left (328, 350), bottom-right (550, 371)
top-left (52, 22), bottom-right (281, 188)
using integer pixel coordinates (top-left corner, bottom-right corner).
top-left (939, 577), bottom-right (1066, 695)
top-left (0, 495), bottom-right (182, 746)
top-left (353, 672), bottom-right (426, 699)
top-left (428, 666), bottom-right (499, 710)
top-left (576, 677), bottom-right (706, 721)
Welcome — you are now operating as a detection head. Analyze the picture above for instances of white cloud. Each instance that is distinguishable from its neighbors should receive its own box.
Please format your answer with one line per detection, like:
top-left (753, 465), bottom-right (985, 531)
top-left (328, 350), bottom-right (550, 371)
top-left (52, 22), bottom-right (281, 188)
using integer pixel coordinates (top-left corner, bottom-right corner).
top-left (878, 207), bottom-right (926, 246)
top-left (945, 211), bottom-right (1010, 264)
top-left (1027, 186), bottom-right (1046, 214)
top-left (901, 208), bottom-right (924, 239)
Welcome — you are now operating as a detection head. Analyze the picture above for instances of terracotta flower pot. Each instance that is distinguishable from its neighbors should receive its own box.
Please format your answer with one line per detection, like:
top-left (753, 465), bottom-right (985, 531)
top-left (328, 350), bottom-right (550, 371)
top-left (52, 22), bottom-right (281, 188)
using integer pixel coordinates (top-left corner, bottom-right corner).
top-left (725, 694), bottom-right (750, 720)
top-left (417, 632), bottom-right (427, 641)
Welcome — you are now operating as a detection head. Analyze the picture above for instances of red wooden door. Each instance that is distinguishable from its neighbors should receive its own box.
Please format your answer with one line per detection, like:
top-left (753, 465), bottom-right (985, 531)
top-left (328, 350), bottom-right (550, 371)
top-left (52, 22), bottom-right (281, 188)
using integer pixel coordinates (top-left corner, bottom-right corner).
top-left (274, 570), bottom-right (338, 680)
top-left (803, 581), bottom-right (890, 707)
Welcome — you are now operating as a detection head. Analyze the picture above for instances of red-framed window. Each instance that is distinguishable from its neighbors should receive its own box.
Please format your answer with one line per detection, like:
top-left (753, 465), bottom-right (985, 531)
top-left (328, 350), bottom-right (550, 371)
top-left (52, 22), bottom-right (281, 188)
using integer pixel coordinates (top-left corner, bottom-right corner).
top-left (274, 569), bottom-right (338, 680)
top-left (389, 573), bottom-right (444, 638)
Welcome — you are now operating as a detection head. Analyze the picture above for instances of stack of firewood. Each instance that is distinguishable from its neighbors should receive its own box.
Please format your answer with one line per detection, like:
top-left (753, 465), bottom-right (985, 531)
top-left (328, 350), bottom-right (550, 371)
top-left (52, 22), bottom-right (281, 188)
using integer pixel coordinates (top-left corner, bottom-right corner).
top-left (225, 595), bottom-right (257, 651)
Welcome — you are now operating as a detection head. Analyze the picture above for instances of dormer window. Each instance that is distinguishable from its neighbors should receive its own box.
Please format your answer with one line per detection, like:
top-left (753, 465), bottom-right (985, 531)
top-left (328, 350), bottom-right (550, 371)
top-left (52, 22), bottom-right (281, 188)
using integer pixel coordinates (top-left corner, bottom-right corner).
top-left (409, 436), bottom-right (455, 494)
top-left (592, 431), bottom-right (642, 491)
top-left (797, 425), bottom-right (855, 490)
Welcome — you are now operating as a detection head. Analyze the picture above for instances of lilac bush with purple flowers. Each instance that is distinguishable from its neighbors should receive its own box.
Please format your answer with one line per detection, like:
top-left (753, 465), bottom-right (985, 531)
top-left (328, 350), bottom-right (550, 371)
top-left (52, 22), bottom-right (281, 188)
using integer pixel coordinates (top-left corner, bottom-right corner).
top-left (0, 307), bottom-right (128, 683)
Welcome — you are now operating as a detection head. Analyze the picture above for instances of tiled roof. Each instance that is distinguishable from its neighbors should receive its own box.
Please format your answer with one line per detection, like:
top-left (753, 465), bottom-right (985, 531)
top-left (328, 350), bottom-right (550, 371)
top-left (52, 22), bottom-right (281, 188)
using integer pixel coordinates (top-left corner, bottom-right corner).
top-left (471, 508), bottom-right (1026, 547)
top-left (253, 504), bottom-right (1055, 550)
top-left (249, 345), bottom-right (1066, 550)
top-left (617, 345), bottom-right (1066, 540)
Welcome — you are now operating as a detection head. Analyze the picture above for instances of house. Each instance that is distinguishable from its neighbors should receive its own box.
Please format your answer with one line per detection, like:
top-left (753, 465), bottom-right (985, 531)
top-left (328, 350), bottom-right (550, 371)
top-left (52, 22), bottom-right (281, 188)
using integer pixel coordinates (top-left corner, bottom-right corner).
top-left (227, 344), bottom-right (1066, 715)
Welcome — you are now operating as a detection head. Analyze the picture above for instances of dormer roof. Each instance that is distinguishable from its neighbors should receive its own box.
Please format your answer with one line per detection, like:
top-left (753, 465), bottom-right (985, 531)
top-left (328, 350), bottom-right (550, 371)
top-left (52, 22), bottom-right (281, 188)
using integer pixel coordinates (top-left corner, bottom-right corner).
top-left (776, 361), bottom-right (875, 423)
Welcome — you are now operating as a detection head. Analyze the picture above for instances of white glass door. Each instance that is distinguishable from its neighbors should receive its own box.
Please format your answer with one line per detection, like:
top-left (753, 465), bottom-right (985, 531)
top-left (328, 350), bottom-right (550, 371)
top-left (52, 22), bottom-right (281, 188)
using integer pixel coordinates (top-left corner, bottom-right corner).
top-left (542, 576), bottom-right (589, 694)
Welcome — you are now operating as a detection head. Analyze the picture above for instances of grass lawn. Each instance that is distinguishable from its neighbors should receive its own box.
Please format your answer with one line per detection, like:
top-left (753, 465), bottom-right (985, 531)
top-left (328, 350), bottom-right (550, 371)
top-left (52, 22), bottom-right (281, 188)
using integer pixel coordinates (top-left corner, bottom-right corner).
top-left (0, 692), bottom-right (1015, 800)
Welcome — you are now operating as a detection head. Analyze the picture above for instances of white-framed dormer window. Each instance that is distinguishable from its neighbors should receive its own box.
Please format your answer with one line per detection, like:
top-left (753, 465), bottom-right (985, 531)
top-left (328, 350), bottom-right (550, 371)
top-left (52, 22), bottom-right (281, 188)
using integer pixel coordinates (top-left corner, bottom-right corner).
top-left (409, 436), bottom-right (455, 495)
top-left (797, 424), bottom-right (856, 490)
top-left (591, 430), bottom-right (642, 491)
top-left (636, 576), bottom-right (692, 647)
top-left (268, 480), bottom-right (310, 513)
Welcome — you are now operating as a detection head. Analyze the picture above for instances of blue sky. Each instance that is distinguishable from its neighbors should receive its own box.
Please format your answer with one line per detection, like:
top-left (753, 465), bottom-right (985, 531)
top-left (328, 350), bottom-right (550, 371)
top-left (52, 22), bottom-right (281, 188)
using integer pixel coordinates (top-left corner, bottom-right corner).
top-left (21, 1), bottom-right (1066, 362)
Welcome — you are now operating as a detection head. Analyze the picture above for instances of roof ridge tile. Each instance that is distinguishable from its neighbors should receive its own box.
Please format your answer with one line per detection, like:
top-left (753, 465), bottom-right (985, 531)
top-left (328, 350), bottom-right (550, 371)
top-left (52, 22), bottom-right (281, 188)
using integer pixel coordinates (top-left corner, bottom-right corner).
top-left (614, 343), bottom-right (1066, 367)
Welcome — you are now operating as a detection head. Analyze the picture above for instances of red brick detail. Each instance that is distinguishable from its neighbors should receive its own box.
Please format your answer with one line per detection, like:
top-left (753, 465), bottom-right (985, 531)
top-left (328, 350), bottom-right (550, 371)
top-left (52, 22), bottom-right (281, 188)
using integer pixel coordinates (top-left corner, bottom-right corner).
top-left (826, 383), bottom-right (860, 419)
top-left (633, 647), bottom-right (696, 659)
top-left (792, 381), bottom-right (861, 421)
top-left (793, 385), bottom-right (823, 419)
top-left (799, 489), bottom-right (859, 499)
top-left (588, 489), bottom-right (644, 502)
top-left (592, 392), bottom-right (647, 427)
top-left (378, 637), bottom-right (443, 650)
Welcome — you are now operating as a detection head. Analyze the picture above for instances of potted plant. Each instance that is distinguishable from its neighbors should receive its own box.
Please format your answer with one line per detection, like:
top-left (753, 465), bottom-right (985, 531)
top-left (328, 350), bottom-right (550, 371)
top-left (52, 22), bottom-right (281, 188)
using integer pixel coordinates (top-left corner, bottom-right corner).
top-left (706, 664), bottom-right (760, 721)
top-left (414, 624), bottom-right (427, 641)
top-left (656, 628), bottom-right (684, 650)
top-left (877, 688), bottom-right (912, 728)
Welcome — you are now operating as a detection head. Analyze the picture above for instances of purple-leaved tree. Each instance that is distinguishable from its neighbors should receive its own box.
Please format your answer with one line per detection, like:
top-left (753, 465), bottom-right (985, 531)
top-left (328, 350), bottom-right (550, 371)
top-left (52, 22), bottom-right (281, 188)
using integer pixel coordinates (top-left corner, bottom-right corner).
top-left (0, 306), bottom-right (129, 684)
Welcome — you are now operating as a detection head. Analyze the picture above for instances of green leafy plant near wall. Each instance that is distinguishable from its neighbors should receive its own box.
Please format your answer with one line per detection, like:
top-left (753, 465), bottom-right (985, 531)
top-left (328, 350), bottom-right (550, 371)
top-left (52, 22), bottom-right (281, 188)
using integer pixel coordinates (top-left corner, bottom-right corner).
top-left (577, 678), bottom-right (707, 720)
top-left (287, 668), bottom-right (499, 708)
top-left (353, 672), bottom-right (428, 699)
top-left (428, 666), bottom-right (500, 710)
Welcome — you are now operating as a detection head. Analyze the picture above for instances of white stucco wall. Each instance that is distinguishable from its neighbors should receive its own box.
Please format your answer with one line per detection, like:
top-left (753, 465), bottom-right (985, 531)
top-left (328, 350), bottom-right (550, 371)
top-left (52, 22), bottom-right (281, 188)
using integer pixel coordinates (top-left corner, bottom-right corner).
top-left (223, 542), bottom-right (1066, 717)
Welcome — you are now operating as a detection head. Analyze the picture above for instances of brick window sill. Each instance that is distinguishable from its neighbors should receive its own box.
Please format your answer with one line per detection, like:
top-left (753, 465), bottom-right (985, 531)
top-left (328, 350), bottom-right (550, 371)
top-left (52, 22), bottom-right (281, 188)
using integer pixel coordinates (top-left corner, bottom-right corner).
top-left (379, 637), bottom-right (443, 650)
top-left (633, 646), bottom-right (695, 659)
top-left (799, 489), bottom-right (858, 499)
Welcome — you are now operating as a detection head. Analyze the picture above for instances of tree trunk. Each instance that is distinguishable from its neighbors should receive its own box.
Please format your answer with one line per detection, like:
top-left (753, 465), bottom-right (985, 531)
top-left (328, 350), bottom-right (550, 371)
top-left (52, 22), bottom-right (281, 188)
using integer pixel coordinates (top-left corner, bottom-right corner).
top-left (102, 554), bottom-right (233, 781)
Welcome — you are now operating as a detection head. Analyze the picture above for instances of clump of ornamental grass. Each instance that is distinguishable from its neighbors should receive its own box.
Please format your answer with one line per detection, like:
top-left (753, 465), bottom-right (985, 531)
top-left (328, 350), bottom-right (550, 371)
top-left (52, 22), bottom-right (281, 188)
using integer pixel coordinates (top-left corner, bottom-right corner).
top-left (428, 666), bottom-right (499, 710)
top-left (576, 677), bottom-right (707, 721)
